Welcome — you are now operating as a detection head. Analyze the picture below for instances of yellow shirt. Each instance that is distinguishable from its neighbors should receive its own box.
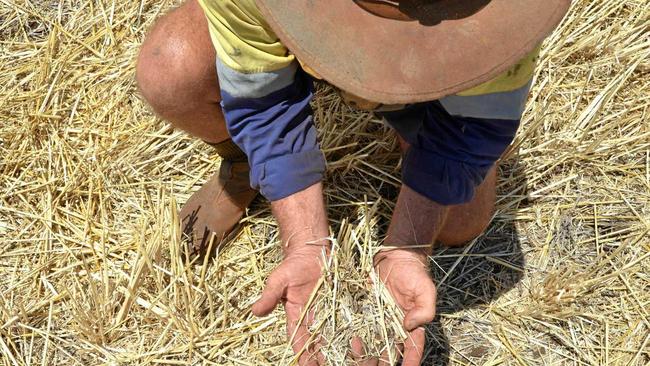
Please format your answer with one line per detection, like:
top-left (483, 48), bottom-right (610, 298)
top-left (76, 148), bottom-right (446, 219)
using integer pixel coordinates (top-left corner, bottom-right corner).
top-left (197, 0), bottom-right (294, 73)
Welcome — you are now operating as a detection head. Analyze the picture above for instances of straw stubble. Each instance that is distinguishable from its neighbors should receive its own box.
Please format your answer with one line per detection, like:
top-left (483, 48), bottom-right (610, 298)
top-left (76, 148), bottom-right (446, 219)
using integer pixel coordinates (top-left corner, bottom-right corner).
top-left (1, 0), bottom-right (648, 365)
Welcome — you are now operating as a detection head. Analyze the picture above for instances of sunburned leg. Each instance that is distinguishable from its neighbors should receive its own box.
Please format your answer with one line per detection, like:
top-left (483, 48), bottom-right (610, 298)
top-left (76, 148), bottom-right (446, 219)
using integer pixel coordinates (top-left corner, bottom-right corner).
top-left (136, 0), bottom-right (229, 143)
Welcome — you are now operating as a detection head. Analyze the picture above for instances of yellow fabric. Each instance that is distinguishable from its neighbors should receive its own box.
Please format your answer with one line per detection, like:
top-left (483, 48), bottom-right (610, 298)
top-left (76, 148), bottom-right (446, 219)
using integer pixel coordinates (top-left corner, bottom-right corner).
top-left (457, 46), bottom-right (541, 96)
top-left (197, 0), bottom-right (294, 73)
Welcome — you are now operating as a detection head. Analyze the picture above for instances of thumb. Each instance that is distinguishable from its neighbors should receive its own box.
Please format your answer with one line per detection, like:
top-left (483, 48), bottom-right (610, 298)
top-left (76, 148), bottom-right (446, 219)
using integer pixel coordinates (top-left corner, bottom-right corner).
top-left (403, 282), bottom-right (436, 331)
top-left (252, 269), bottom-right (287, 317)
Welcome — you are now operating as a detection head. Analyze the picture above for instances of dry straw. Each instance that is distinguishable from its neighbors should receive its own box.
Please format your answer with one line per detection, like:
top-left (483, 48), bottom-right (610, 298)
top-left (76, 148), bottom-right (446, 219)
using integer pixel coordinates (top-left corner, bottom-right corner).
top-left (1, 0), bottom-right (649, 365)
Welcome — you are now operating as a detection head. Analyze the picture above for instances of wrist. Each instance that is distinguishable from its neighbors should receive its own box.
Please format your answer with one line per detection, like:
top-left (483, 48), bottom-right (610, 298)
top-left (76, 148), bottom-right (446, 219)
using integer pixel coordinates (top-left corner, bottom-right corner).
top-left (271, 182), bottom-right (331, 259)
top-left (282, 236), bottom-right (332, 258)
top-left (374, 245), bottom-right (429, 268)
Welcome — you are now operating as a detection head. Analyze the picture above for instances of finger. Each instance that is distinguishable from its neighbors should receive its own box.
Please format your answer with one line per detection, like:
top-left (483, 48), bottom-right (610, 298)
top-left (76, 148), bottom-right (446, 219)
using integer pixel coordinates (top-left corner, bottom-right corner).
top-left (251, 270), bottom-right (286, 316)
top-left (377, 349), bottom-right (392, 366)
top-left (284, 304), bottom-right (324, 366)
top-left (304, 310), bottom-right (326, 365)
top-left (403, 281), bottom-right (437, 331)
top-left (285, 307), bottom-right (319, 366)
top-left (288, 322), bottom-right (320, 366)
top-left (401, 327), bottom-right (426, 366)
top-left (299, 344), bottom-right (321, 366)
top-left (350, 337), bottom-right (364, 359)
top-left (350, 337), bottom-right (378, 366)
top-left (377, 342), bottom-right (405, 366)
top-left (379, 342), bottom-right (404, 366)
top-left (311, 337), bottom-right (326, 366)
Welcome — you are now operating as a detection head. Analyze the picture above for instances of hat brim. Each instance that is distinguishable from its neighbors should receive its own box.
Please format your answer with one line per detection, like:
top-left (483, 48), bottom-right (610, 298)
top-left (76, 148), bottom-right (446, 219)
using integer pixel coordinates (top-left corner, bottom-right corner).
top-left (255, 0), bottom-right (570, 104)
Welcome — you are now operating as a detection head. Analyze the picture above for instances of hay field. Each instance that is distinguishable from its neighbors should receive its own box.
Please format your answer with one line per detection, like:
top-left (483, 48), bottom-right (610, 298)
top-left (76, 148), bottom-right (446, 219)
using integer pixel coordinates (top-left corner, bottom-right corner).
top-left (1, 0), bottom-right (649, 365)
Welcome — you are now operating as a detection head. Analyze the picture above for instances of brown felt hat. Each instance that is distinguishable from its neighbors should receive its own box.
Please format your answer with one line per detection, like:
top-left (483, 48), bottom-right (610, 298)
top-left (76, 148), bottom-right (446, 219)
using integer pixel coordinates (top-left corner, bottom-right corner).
top-left (255, 0), bottom-right (571, 104)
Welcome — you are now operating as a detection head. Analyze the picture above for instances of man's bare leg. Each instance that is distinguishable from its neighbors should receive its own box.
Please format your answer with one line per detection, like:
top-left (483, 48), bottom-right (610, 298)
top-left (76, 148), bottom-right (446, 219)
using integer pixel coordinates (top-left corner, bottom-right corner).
top-left (136, 0), bottom-right (229, 143)
top-left (135, 0), bottom-right (257, 255)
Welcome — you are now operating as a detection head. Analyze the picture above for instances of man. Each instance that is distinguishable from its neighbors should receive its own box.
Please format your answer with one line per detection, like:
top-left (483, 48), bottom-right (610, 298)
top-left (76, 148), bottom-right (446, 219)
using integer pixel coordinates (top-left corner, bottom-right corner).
top-left (136, 0), bottom-right (569, 364)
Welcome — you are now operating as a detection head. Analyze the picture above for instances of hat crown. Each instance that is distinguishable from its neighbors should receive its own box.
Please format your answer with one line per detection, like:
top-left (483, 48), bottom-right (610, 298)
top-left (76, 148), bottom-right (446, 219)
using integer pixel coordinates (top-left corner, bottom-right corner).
top-left (354, 0), bottom-right (491, 24)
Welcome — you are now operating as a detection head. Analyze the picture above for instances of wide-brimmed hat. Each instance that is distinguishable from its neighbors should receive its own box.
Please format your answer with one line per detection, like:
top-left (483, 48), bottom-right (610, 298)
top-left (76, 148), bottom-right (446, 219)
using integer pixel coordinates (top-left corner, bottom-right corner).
top-left (255, 0), bottom-right (571, 104)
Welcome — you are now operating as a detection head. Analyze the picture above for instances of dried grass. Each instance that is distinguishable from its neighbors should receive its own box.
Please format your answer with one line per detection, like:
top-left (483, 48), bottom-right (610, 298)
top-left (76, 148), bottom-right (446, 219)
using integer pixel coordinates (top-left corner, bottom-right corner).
top-left (1, 0), bottom-right (649, 365)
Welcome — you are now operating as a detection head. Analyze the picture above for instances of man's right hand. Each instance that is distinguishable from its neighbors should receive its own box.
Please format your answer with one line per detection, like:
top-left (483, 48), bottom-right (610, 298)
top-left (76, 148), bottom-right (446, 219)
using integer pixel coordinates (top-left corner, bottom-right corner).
top-left (251, 182), bottom-right (331, 365)
top-left (252, 245), bottom-right (326, 365)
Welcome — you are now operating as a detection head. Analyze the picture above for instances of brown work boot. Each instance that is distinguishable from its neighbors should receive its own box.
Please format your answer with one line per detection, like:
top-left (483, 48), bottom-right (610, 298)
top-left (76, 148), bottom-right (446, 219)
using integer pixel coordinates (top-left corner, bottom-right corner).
top-left (180, 141), bottom-right (258, 257)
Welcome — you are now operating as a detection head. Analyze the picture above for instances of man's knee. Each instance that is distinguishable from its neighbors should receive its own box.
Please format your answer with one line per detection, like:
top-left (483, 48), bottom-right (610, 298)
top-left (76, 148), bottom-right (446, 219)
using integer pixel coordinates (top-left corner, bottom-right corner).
top-left (135, 1), bottom-right (216, 117)
top-left (136, 18), bottom-right (196, 114)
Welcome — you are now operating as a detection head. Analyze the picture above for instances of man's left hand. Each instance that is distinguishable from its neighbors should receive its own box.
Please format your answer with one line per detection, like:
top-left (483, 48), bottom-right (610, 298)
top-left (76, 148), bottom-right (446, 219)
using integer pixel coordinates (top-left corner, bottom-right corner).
top-left (372, 248), bottom-right (437, 365)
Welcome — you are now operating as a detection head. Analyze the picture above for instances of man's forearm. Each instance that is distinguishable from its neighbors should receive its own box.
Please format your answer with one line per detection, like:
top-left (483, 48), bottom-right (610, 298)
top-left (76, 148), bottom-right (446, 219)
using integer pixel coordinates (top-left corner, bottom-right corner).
top-left (272, 182), bottom-right (446, 258)
top-left (254, 182), bottom-right (330, 364)
top-left (384, 184), bottom-right (449, 255)
top-left (271, 182), bottom-right (330, 256)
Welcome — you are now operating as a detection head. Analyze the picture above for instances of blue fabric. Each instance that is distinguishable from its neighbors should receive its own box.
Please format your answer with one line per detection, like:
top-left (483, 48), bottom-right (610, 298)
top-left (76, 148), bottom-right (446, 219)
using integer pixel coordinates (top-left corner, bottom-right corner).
top-left (380, 101), bottom-right (521, 205)
top-left (220, 70), bottom-right (326, 201)
top-left (378, 104), bottom-right (425, 146)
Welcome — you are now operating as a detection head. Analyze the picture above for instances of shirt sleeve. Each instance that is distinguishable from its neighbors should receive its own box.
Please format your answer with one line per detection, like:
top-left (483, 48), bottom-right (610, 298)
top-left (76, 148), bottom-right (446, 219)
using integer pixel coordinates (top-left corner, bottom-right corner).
top-left (197, 0), bottom-right (325, 201)
top-left (379, 80), bottom-right (532, 205)
top-left (197, 0), bottom-right (294, 73)
top-left (217, 59), bottom-right (326, 201)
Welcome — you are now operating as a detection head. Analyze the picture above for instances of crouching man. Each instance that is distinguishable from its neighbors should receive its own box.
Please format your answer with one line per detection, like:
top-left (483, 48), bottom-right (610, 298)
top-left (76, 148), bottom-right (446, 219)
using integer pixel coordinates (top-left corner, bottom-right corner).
top-left (136, 0), bottom-right (569, 364)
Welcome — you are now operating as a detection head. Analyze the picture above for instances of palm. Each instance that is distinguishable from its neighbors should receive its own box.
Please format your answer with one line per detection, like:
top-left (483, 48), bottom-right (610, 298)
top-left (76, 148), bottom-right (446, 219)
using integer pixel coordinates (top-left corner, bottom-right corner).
top-left (382, 262), bottom-right (431, 313)
top-left (281, 256), bottom-right (322, 337)
top-left (252, 250), bottom-right (325, 365)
